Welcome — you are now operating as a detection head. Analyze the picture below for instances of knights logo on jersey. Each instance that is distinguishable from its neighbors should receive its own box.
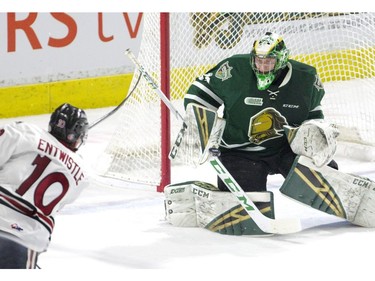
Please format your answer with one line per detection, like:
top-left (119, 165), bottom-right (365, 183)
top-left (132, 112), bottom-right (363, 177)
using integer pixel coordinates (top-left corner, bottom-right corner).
top-left (248, 107), bottom-right (287, 144)
top-left (314, 74), bottom-right (324, 91)
top-left (215, 61), bottom-right (233, 81)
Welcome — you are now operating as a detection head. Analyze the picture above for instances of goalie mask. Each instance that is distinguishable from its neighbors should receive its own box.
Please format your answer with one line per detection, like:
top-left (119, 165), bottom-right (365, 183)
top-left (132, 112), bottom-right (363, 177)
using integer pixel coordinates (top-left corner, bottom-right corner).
top-left (48, 103), bottom-right (89, 151)
top-left (250, 32), bottom-right (290, 90)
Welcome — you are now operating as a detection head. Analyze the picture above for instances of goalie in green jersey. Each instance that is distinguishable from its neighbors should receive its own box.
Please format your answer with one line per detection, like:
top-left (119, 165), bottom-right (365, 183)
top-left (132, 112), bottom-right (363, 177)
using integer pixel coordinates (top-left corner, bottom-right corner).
top-left (184, 31), bottom-right (339, 193)
top-left (165, 33), bottom-right (375, 233)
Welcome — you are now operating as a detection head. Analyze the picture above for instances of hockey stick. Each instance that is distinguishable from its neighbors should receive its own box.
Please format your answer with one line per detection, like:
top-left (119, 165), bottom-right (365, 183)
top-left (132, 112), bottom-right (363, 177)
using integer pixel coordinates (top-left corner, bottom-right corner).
top-left (125, 49), bottom-right (301, 234)
top-left (89, 72), bottom-right (141, 129)
top-left (125, 49), bottom-right (183, 121)
top-left (124, 49), bottom-right (187, 159)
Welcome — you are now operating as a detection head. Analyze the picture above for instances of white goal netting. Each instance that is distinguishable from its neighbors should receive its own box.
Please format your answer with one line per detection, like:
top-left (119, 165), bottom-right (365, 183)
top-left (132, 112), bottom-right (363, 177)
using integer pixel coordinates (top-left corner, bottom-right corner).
top-left (97, 12), bottom-right (375, 189)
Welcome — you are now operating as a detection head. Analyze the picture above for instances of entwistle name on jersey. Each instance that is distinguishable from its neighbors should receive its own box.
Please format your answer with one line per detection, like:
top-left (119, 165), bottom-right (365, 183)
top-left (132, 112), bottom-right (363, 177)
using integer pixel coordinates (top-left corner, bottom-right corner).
top-left (37, 138), bottom-right (85, 185)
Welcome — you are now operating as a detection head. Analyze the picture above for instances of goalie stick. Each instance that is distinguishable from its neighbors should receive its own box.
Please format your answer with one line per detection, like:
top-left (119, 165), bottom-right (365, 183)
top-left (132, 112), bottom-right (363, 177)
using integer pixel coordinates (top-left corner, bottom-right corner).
top-left (125, 49), bottom-right (301, 234)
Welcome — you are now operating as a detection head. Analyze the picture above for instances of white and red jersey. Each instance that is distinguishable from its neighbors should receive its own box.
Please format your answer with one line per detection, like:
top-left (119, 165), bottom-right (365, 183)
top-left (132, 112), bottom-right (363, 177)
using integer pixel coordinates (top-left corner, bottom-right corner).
top-left (0, 121), bottom-right (89, 252)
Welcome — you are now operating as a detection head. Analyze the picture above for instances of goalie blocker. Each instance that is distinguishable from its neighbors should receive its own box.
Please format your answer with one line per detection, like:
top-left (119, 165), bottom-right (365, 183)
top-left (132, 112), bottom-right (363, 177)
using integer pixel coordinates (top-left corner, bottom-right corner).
top-left (164, 181), bottom-right (275, 236)
top-left (280, 155), bottom-right (375, 227)
top-left (169, 103), bottom-right (226, 166)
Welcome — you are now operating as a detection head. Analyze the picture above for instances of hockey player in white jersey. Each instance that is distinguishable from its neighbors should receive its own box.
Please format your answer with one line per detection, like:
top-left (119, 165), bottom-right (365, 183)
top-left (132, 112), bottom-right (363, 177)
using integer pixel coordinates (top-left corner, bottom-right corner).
top-left (0, 103), bottom-right (89, 269)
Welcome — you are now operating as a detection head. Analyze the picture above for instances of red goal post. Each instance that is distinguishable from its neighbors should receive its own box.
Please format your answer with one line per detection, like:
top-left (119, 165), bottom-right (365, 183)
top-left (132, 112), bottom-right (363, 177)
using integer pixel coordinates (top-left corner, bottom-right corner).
top-left (97, 12), bottom-right (375, 192)
top-left (160, 13), bottom-right (171, 192)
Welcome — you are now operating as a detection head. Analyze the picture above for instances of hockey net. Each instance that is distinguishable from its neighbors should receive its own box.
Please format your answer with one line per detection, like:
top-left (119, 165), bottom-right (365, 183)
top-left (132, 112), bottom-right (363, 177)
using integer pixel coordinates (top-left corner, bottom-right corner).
top-left (97, 12), bottom-right (375, 191)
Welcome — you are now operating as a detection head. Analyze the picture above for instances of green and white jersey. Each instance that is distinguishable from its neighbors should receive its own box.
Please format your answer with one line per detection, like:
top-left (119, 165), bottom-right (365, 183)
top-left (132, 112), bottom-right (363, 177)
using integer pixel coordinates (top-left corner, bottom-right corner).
top-left (184, 54), bottom-right (325, 158)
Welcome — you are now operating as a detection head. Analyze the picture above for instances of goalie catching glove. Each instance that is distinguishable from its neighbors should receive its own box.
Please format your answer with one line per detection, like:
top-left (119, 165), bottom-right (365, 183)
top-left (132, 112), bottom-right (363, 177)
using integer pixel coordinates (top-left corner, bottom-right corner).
top-left (284, 119), bottom-right (339, 167)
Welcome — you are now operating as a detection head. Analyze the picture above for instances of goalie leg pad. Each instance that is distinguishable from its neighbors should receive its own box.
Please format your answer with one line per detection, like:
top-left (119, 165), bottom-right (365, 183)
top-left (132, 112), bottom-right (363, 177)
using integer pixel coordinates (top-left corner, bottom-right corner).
top-left (164, 181), bottom-right (198, 227)
top-left (165, 181), bottom-right (275, 235)
top-left (280, 155), bottom-right (375, 227)
top-left (194, 185), bottom-right (275, 236)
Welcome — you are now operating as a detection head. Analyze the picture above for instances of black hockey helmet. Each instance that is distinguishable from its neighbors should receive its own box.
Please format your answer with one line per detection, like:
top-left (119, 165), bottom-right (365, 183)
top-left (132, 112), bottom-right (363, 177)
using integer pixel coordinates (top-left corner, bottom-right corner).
top-left (48, 103), bottom-right (89, 151)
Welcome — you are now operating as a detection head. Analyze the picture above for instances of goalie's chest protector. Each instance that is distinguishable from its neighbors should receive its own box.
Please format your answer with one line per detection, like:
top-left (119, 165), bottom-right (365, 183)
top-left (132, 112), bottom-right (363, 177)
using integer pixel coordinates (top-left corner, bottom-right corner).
top-left (214, 56), bottom-right (322, 154)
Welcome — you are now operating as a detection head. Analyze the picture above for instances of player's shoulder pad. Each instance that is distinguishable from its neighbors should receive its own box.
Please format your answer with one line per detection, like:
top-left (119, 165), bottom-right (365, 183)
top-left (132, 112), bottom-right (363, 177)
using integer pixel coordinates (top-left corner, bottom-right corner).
top-left (215, 53), bottom-right (250, 67)
top-left (289, 59), bottom-right (317, 76)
